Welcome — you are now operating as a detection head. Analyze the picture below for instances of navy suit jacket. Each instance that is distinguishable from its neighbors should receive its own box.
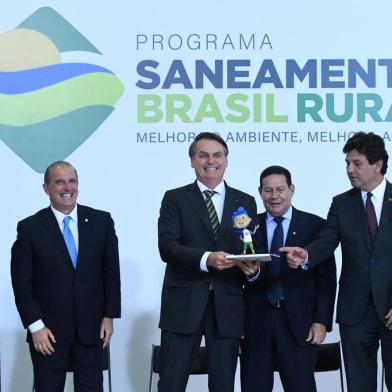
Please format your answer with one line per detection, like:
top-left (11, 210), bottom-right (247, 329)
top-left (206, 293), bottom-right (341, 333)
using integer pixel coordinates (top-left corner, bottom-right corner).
top-left (243, 207), bottom-right (336, 347)
top-left (11, 204), bottom-right (121, 345)
top-left (307, 181), bottom-right (392, 325)
top-left (158, 181), bottom-right (262, 338)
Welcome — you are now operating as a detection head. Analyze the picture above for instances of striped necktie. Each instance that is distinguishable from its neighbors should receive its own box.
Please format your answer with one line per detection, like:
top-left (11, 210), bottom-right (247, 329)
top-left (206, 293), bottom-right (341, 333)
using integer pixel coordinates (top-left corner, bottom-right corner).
top-left (203, 190), bottom-right (220, 239)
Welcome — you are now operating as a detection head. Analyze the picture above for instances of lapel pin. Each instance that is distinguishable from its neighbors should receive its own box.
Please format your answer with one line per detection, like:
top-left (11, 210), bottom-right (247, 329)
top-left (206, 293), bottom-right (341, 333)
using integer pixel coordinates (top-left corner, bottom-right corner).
top-left (388, 198), bottom-right (392, 202)
top-left (85, 218), bottom-right (88, 223)
top-left (292, 231), bottom-right (296, 235)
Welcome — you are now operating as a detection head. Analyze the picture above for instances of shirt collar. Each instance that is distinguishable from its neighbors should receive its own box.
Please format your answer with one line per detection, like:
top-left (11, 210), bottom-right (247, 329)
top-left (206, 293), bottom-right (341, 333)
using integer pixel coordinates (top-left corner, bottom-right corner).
top-left (361, 178), bottom-right (386, 202)
top-left (197, 180), bottom-right (225, 195)
top-left (51, 204), bottom-right (78, 227)
top-left (266, 205), bottom-right (293, 223)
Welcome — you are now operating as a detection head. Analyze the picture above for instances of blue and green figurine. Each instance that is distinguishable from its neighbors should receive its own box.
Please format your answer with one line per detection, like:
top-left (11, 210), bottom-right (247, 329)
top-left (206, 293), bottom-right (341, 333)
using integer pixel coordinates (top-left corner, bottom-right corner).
top-left (232, 207), bottom-right (259, 254)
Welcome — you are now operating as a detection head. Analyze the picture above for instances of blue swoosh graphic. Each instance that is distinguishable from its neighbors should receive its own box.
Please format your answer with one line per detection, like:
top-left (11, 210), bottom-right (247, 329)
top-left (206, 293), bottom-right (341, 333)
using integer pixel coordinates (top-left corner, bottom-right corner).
top-left (0, 63), bottom-right (113, 94)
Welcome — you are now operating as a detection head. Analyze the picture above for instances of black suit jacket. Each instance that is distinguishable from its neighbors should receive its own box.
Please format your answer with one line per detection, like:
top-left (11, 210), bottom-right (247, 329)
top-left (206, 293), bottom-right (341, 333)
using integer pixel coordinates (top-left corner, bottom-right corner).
top-left (307, 181), bottom-right (392, 325)
top-left (158, 181), bottom-right (261, 338)
top-left (11, 204), bottom-right (121, 345)
top-left (243, 207), bottom-right (336, 347)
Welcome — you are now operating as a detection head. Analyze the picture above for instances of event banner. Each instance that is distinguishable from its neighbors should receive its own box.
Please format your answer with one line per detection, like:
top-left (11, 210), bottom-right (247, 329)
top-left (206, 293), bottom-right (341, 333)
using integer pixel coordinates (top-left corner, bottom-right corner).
top-left (1, 1), bottom-right (390, 390)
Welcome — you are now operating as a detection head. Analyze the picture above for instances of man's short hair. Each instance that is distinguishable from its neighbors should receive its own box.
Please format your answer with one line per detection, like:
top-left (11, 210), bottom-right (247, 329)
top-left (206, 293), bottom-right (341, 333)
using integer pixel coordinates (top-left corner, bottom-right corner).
top-left (44, 161), bottom-right (78, 184)
top-left (188, 132), bottom-right (229, 158)
top-left (343, 132), bottom-right (389, 175)
top-left (259, 165), bottom-right (292, 188)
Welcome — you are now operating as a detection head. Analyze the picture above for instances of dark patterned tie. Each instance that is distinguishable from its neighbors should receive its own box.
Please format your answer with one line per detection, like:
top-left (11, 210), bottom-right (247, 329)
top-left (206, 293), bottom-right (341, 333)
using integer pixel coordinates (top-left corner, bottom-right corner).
top-left (267, 216), bottom-right (284, 304)
top-left (203, 190), bottom-right (220, 239)
top-left (366, 192), bottom-right (378, 245)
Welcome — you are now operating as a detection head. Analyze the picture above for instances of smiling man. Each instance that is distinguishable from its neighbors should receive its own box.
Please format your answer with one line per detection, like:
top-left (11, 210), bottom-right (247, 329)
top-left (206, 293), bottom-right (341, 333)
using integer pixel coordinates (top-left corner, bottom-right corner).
top-left (157, 132), bottom-right (261, 392)
top-left (11, 161), bottom-right (121, 392)
top-left (282, 132), bottom-right (392, 392)
top-left (240, 166), bottom-right (336, 392)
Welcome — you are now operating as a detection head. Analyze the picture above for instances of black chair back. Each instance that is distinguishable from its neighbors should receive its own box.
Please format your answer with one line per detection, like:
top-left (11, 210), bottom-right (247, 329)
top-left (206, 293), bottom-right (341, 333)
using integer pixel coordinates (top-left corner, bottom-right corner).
top-left (315, 342), bottom-right (341, 372)
top-left (149, 345), bottom-right (208, 392)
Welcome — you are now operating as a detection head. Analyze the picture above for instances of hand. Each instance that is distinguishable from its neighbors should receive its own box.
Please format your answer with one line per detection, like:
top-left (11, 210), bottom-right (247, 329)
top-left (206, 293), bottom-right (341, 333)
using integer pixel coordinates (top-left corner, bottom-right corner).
top-left (385, 308), bottom-right (392, 330)
top-left (207, 252), bottom-right (234, 270)
top-left (280, 246), bottom-right (308, 269)
top-left (100, 317), bottom-right (114, 348)
top-left (236, 260), bottom-right (260, 276)
top-left (306, 323), bottom-right (326, 345)
top-left (32, 326), bottom-right (56, 355)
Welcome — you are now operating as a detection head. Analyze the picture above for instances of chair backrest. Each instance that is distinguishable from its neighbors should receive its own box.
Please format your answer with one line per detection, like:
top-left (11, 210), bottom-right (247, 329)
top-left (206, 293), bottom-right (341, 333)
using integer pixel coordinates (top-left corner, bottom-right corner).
top-left (315, 342), bottom-right (341, 372)
top-left (272, 341), bottom-right (344, 392)
top-left (151, 345), bottom-right (208, 375)
top-left (149, 345), bottom-right (208, 392)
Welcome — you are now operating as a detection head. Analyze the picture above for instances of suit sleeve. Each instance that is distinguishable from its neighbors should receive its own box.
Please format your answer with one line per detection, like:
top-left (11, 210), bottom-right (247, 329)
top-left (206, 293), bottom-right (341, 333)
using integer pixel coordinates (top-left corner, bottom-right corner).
top-left (103, 214), bottom-right (121, 318)
top-left (158, 191), bottom-right (205, 274)
top-left (306, 197), bottom-right (340, 269)
top-left (313, 253), bottom-right (337, 331)
top-left (11, 222), bottom-right (44, 328)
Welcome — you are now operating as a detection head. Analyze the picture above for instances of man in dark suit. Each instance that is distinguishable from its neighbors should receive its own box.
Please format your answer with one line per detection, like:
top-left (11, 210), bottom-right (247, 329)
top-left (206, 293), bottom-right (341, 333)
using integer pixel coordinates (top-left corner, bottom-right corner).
top-left (157, 132), bottom-right (261, 392)
top-left (240, 165), bottom-right (336, 392)
top-left (283, 132), bottom-right (392, 391)
top-left (11, 161), bottom-right (121, 392)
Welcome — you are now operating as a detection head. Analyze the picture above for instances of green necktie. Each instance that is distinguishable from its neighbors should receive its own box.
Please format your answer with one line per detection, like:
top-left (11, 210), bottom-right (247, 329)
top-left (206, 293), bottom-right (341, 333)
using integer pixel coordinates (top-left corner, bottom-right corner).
top-left (203, 190), bottom-right (220, 239)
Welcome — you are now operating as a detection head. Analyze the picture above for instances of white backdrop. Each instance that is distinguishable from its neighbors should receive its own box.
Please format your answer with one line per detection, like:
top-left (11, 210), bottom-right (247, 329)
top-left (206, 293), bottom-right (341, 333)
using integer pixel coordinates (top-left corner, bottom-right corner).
top-left (1, 0), bottom-right (392, 390)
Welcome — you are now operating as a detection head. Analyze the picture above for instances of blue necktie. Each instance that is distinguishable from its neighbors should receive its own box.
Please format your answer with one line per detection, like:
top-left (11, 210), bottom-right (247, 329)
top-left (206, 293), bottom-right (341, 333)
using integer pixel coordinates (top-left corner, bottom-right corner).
top-left (63, 216), bottom-right (77, 268)
top-left (267, 216), bottom-right (284, 304)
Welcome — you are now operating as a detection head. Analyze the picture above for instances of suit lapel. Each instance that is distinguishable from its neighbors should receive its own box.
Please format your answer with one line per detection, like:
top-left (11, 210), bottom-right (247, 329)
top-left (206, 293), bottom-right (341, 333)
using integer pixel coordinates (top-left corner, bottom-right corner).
top-left (185, 182), bottom-right (215, 240)
top-left (376, 181), bottom-right (392, 247)
top-left (285, 207), bottom-right (300, 247)
top-left (281, 208), bottom-right (301, 274)
top-left (349, 188), bottom-right (372, 251)
top-left (258, 212), bottom-right (269, 252)
top-left (77, 204), bottom-right (89, 268)
top-left (42, 207), bottom-right (74, 269)
top-left (219, 186), bottom-right (235, 239)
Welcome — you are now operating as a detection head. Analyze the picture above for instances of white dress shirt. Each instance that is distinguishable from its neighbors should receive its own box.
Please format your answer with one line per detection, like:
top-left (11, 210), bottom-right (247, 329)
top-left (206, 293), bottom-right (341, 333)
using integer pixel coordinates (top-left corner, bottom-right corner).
top-left (197, 180), bottom-right (226, 272)
top-left (361, 177), bottom-right (386, 224)
top-left (266, 206), bottom-right (292, 250)
top-left (248, 206), bottom-right (293, 282)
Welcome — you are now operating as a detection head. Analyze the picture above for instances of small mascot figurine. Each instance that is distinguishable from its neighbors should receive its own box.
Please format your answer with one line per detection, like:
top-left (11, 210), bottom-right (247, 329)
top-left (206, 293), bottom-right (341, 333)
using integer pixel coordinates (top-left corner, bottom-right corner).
top-left (232, 207), bottom-right (259, 254)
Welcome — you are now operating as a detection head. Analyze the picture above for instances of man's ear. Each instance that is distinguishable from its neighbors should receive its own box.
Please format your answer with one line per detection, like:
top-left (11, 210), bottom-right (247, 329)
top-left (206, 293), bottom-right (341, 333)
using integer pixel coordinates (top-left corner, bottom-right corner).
top-left (374, 159), bottom-right (383, 173)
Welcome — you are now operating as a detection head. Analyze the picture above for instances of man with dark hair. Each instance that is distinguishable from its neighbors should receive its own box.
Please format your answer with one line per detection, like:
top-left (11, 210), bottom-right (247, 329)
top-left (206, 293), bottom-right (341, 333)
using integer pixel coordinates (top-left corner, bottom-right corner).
top-left (11, 161), bottom-right (121, 392)
top-left (241, 165), bottom-right (336, 392)
top-left (282, 132), bottom-right (392, 391)
top-left (158, 132), bottom-right (261, 391)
